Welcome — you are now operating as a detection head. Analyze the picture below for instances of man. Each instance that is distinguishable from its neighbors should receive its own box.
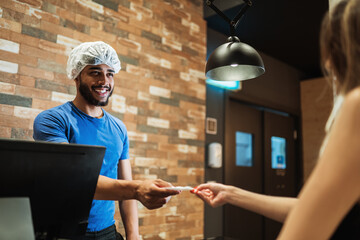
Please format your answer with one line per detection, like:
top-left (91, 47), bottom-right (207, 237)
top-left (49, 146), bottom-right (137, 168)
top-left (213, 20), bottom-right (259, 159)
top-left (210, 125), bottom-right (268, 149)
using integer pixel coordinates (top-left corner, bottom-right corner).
top-left (33, 41), bottom-right (179, 240)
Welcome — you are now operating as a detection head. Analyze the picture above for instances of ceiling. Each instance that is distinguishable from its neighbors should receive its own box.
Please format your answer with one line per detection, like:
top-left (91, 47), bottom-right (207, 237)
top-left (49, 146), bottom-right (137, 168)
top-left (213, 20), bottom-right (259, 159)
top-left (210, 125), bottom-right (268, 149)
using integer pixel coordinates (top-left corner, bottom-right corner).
top-left (204, 0), bottom-right (329, 79)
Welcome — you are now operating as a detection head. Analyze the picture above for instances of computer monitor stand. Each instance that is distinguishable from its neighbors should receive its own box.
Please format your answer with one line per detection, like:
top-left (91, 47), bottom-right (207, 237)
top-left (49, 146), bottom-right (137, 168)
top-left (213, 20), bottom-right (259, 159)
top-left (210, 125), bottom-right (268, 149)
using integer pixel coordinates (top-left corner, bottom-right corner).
top-left (0, 197), bottom-right (35, 240)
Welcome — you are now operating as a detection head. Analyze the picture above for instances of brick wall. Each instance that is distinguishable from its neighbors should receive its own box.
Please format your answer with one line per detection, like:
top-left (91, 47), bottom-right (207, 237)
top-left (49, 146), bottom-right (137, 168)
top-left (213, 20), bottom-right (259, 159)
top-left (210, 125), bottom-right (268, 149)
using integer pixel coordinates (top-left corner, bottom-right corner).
top-left (0, 0), bottom-right (206, 239)
top-left (300, 77), bottom-right (332, 181)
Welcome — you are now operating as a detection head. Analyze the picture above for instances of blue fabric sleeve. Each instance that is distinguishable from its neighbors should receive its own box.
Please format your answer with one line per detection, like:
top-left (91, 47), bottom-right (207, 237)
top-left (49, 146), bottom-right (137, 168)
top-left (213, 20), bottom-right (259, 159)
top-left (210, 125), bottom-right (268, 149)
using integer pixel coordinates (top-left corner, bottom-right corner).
top-left (33, 111), bottom-right (69, 143)
top-left (120, 132), bottom-right (129, 160)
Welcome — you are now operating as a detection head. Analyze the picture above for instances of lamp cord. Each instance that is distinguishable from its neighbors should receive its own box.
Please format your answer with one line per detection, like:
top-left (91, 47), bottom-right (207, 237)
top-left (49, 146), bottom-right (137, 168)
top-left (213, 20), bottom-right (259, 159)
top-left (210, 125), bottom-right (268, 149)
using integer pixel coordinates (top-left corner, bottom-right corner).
top-left (206, 0), bottom-right (252, 36)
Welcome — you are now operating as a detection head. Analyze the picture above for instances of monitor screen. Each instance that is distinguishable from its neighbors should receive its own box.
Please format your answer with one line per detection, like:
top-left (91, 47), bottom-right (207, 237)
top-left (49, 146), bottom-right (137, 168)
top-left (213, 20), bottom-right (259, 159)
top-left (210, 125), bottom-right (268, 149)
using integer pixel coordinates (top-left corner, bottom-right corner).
top-left (271, 136), bottom-right (287, 169)
top-left (235, 131), bottom-right (253, 167)
top-left (0, 138), bottom-right (105, 239)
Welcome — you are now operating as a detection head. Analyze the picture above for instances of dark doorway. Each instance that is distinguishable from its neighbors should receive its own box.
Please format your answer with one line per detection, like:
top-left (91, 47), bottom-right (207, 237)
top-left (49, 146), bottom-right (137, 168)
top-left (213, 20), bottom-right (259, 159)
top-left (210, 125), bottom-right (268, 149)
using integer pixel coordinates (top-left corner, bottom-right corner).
top-left (224, 99), bottom-right (298, 239)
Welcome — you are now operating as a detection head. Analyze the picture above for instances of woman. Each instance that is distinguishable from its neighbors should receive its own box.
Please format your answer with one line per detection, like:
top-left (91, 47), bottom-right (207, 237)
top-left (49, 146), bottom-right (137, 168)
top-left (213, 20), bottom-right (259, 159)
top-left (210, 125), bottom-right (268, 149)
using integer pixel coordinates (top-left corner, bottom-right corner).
top-left (193, 0), bottom-right (360, 239)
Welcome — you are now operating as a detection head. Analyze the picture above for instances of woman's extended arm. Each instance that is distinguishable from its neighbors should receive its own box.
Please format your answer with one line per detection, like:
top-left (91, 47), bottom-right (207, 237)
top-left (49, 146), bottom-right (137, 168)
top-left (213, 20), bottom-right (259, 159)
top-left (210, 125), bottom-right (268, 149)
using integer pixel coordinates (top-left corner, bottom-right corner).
top-left (194, 183), bottom-right (298, 222)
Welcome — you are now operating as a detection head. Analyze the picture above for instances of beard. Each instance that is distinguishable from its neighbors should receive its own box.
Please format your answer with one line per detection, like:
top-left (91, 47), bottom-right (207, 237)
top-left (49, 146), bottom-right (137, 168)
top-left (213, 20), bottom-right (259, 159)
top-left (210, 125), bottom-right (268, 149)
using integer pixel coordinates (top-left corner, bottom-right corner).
top-left (78, 76), bottom-right (113, 107)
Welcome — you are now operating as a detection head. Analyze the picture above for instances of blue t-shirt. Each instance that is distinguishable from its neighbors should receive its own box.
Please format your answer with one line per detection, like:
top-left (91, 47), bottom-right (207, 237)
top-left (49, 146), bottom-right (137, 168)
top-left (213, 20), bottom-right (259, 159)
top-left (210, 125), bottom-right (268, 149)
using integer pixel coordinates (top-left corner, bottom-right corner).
top-left (33, 101), bottom-right (129, 232)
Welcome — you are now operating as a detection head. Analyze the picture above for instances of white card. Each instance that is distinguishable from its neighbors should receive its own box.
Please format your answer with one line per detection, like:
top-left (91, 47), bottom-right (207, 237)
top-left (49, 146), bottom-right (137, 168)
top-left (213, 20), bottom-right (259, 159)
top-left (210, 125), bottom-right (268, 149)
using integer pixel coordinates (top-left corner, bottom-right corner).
top-left (164, 186), bottom-right (194, 191)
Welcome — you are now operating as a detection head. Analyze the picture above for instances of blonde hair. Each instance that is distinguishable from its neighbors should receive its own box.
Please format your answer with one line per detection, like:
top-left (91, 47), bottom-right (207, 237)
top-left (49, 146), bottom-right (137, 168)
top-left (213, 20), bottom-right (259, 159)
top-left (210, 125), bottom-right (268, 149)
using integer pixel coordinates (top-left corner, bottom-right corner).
top-left (319, 0), bottom-right (360, 154)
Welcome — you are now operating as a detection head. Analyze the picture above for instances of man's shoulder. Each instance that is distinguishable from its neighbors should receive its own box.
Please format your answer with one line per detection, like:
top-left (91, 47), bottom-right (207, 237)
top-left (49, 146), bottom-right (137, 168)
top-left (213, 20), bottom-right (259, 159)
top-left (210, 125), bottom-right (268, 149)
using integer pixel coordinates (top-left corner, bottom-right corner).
top-left (35, 102), bottom-right (72, 122)
top-left (40, 102), bottom-right (71, 114)
top-left (103, 111), bottom-right (127, 129)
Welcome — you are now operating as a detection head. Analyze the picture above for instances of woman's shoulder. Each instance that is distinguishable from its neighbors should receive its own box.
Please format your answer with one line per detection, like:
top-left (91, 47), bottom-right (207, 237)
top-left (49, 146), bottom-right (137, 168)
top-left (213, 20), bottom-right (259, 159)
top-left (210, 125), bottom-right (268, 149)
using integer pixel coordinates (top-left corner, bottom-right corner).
top-left (345, 87), bottom-right (360, 103)
top-left (337, 87), bottom-right (360, 125)
top-left (343, 87), bottom-right (360, 110)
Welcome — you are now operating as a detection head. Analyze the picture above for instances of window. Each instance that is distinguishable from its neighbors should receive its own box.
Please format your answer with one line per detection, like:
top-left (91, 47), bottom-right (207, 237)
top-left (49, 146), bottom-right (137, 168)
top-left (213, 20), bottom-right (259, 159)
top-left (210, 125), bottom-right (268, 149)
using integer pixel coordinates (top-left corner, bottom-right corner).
top-left (271, 136), bottom-right (286, 169)
top-left (236, 131), bottom-right (253, 167)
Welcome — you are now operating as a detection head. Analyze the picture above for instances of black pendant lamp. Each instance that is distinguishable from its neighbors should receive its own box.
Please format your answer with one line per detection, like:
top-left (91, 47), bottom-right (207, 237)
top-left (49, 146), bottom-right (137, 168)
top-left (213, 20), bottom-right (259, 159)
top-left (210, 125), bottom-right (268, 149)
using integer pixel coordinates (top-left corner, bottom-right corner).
top-left (205, 0), bottom-right (265, 81)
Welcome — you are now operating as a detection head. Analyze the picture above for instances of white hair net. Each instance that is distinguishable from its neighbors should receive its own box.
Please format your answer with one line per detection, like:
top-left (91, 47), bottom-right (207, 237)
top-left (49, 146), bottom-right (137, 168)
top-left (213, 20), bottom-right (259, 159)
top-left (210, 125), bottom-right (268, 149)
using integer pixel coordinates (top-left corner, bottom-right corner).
top-left (66, 41), bottom-right (121, 80)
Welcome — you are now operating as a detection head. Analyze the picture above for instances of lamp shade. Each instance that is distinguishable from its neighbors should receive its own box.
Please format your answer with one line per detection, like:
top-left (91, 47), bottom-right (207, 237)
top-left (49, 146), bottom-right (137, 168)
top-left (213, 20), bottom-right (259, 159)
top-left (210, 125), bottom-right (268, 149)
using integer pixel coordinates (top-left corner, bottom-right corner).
top-left (206, 36), bottom-right (265, 81)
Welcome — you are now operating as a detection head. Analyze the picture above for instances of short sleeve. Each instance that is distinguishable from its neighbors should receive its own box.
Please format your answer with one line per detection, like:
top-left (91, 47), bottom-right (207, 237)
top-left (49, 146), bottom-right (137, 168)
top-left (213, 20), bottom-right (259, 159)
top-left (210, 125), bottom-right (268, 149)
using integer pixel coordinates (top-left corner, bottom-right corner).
top-left (119, 130), bottom-right (129, 160)
top-left (33, 111), bottom-right (69, 143)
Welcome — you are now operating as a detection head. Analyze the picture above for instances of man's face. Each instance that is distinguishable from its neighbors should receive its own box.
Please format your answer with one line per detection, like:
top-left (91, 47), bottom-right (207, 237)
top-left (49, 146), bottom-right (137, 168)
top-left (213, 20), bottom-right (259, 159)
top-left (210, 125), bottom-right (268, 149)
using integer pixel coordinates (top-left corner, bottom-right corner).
top-left (76, 64), bottom-right (115, 106)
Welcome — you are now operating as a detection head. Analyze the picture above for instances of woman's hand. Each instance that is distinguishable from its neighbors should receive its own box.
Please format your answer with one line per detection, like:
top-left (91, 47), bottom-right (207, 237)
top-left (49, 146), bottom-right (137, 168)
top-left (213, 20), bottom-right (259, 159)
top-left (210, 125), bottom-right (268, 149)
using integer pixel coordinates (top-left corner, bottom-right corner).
top-left (191, 183), bottom-right (230, 207)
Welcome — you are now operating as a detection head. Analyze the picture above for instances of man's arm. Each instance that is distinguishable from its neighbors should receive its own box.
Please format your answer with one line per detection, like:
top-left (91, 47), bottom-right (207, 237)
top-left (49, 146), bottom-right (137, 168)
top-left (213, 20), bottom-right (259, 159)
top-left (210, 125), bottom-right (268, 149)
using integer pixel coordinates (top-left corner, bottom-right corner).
top-left (117, 159), bottom-right (139, 240)
top-left (94, 175), bottom-right (179, 208)
top-left (194, 183), bottom-right (297, 222)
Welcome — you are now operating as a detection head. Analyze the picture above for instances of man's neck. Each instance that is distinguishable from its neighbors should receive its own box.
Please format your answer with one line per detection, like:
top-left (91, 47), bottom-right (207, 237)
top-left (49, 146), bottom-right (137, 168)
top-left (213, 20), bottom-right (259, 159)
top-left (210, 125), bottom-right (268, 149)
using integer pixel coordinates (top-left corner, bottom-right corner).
top-left (72, 97), bottom-right (104, 118)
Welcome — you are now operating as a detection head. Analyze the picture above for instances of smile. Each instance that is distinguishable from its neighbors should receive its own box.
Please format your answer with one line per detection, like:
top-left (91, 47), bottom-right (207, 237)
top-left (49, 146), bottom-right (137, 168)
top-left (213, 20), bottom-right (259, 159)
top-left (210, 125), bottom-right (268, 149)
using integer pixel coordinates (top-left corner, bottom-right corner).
top-left (95, 89), bottom-right (107, 94)
top-left (93, 87), bottom-right (110, 96)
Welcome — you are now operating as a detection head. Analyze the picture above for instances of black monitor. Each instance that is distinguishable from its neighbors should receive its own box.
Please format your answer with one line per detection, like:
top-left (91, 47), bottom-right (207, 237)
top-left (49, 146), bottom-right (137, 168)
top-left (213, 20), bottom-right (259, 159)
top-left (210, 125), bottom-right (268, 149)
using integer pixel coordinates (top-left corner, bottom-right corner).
top-left (0, 138), bottom-right (105, 240)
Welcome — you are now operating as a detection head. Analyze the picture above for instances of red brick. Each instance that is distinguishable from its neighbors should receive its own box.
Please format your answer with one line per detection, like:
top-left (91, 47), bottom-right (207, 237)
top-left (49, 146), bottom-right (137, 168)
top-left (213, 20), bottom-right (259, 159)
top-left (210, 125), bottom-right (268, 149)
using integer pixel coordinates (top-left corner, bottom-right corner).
top-left (0, 50), bottom-right (37, 67)
top-left (122, 114), bottom-right (136, 123)
top-left (145, 150), bottom-right (167, 158)
top-left (0, 29), bottom-right (13, 42)
top-left (89, 28), bottom-right (116, 43)
top-left (0, 18), bottom-right (22, 33)
top-left (0, 126), bottom-right (11, 138)
top-left (72, 31), bottom-right (98, 43)
top-left (3, 7), bottom-right (41, 27)
top-left (128, 0), bottom-right (142, 5)
top-left (40, 20), bottom-right (74, 38)
top-left (10, 32), bottom-right (40, 47)
top-left (19, 65), bottom-right (54, 81)
top-left (147, 134), bottom-right (168, 144)
top-left (141, 216), bottom-right (166, 226)
top-left (20, 44), bottom-right (56, 61)
top-left (148, 102), bottom-right (170, 113)
top-left (19, 75), bottom-right (36, 87)
top-left (56, 7), bottom-right (75, 21)
top-left (39, 39), bottom-right (66, 55)
top-left (31, 98), bottom-right (60, 110)
top-left (167, 168), bottom-right (188, 176)
top-left (0, 82), bottom-right (16, 95)
top-left (0, 104), bottom-right (14, 116)
top-left (0, 71), bottom-right (20, 85)
top-left (116, 5), bottom-right (137, 20)
top-left (14, 106), bottom-right (42, 120)
top-left (157, 143), bottom-right (177, 152)
top-left (0, 114), bottom-right (30, 129)
top-left (15, 85), bottom-right (51, 99)
top-left (117, 20), bottom-right (141, 36)
top-left (129, 18), bottom-right (152, 32)
top-left (0, 0), bottom-right (28, 14)
top-left (112, 87), bottom-right (137, 99)
top-left (73, 1), bottom-right (92, 18)
top-left (52, 72), bottom-right (71, 85)
top-left (128, 33), bottom-right (151, 48)
top-left (75, 13), bottom-right (102, 29)
top-left (55, 54), bottom-right (68, 66)
top-left (51, 91), bottom-right (74, 103)
top-left (36, 10), bottom-right (60, 25)
top-left (104, 8), bottom-right (128, 23)
top-left (166, 214), bottom-right (186, 223)
top-left (22, 0), bottom-right (42, 8)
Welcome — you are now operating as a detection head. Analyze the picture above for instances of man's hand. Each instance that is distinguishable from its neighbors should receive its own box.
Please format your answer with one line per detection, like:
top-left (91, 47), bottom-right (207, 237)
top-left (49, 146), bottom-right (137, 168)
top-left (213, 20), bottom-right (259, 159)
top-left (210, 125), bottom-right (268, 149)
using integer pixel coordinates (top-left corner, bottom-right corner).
top-left (135, 179), bottom-right (180, 209)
